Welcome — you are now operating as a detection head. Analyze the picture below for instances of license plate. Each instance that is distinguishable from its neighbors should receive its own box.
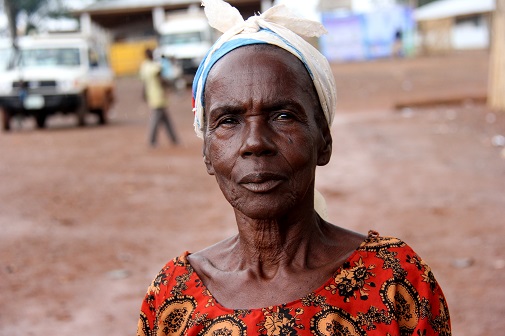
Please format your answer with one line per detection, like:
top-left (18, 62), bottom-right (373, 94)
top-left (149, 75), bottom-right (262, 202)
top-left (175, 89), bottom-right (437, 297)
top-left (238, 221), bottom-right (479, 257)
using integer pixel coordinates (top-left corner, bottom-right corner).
top-left (23, 95), bottom-right (44, 110)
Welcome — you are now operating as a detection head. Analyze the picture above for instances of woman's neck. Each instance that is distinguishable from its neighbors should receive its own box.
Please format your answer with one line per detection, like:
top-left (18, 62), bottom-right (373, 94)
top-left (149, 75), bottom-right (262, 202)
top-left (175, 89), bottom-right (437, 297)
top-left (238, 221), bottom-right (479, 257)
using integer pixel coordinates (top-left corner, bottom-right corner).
top-left (232, 209), bottom-right (323, 276)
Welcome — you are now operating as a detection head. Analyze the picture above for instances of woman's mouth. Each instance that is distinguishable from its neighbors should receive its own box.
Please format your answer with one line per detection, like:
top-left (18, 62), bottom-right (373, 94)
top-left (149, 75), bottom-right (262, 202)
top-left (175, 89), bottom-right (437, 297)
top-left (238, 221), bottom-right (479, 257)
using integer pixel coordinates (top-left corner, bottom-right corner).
top-left (239, 173), bottom-right (285, 193)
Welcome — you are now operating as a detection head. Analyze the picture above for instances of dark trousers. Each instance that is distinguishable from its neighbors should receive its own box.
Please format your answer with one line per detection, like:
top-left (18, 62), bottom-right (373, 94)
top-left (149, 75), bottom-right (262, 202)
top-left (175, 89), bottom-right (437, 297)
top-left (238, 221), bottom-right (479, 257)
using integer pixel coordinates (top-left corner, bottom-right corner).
top-left (149, 108), bottom-right (179, 146)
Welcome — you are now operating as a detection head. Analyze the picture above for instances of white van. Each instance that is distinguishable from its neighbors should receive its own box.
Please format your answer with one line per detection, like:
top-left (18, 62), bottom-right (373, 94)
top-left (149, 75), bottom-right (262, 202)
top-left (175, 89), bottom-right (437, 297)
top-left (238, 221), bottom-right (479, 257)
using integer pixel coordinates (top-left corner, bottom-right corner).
top-left (156, 8), bottom-right (217, 80)
top-left (0, 34), bottom-right (114, 131)
top-left (0, 39), bottom-right (13, 72)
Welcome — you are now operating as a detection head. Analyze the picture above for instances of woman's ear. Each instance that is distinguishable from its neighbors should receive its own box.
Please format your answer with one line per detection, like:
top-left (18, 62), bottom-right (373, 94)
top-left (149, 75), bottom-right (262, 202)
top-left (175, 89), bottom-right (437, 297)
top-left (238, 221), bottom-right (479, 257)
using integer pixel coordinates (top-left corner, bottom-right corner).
top-left (317, 124), bottom-right (332, 166)
top-left (203, 142), bottom-right (215, 175)
top-left (203, 156), bottom-right (215, 175)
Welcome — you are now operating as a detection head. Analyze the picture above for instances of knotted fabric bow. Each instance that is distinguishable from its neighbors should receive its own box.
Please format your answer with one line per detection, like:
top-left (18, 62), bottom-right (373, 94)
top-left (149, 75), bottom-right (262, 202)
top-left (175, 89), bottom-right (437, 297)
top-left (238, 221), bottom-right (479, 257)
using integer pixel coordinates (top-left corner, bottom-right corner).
top-left (192, 0), bottom-right (337, 139)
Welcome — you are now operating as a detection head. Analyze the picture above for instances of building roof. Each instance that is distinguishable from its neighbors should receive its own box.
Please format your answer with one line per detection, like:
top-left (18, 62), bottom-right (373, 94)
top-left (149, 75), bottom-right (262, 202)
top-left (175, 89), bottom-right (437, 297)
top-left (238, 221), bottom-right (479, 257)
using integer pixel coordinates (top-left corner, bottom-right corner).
top-left (414, 0), bottom-right (495, 21)
top-left (72, 0), bottom-right (262, 32)
top-left (75, 0), bottom-right (260, 15)
top-left (86, 0), bottom-right (197, 12)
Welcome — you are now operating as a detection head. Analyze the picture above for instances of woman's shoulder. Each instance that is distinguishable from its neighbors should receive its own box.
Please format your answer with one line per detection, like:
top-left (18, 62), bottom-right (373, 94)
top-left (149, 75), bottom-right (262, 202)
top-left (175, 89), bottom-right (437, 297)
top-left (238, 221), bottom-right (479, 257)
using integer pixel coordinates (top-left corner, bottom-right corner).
top-left (161, 251), bottom-right (192, 269)
top-left (353, 231), bottom-right (440, 285)
top-left (145, 252), bottom-right (193, 293)
top-left (359, 230), bottom-right (409, 249)
top-left (358, 230), bottom-right (426, 259)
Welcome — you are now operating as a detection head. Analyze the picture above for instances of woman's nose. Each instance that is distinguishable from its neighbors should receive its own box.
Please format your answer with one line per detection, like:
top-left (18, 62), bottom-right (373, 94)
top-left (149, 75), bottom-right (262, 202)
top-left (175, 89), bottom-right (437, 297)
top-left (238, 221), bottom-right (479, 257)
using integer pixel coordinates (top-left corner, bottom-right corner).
top-left (240, 120), bottom-right (277, 158)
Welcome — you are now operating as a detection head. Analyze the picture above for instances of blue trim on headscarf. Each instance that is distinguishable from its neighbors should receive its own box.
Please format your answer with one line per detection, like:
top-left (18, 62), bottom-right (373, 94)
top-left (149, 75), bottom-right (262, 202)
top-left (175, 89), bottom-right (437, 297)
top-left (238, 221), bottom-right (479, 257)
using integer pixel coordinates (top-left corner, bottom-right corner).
top-left (192, 38), bottom-right (267, 99)
top-left (192, 28), bottom-right (315, 104)
top-left (261, 28), bottom-right (313, 78)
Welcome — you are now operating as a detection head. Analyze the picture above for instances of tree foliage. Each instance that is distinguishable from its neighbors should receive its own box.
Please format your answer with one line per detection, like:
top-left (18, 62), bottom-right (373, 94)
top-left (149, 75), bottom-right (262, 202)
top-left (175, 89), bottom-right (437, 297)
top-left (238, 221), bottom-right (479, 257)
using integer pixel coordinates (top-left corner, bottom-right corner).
top-left (397, 0), bottom-right (440, 7)
top-left (3, 0), bottom-right (76, 37)
top-left (10, 0), bottom-right (45, 16)
top-left (417, 0), bottom-right (439, 7)
top-left (9, 0), bottom-right (46, 34)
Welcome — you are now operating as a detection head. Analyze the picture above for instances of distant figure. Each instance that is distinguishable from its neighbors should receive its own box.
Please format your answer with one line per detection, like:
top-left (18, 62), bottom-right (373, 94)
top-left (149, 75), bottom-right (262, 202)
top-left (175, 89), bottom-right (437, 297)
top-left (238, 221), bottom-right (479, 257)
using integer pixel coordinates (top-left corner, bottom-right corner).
top-left (160, 55), bottom-right (175, 81)
top-left (393, 29), bottom-right (404, 58)
top-left (160, 55), bottom-right (184, 89)
top-left (139, 48), bottom-right (179, 147)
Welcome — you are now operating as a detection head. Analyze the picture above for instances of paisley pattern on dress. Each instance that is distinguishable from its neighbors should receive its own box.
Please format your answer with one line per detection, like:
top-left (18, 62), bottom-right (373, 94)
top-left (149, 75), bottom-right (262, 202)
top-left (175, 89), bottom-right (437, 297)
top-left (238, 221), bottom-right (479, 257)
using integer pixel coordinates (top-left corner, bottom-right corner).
top-left (136, 231), bottom-right (451, 335)
top-left (380, 278), bottom-right (420, 334)
top-left (197, 315), bottom-right (247, 336)
top-left (156, 296), bottom-right (197, 335)
top-left (310, 307), bottom-right (365, 336)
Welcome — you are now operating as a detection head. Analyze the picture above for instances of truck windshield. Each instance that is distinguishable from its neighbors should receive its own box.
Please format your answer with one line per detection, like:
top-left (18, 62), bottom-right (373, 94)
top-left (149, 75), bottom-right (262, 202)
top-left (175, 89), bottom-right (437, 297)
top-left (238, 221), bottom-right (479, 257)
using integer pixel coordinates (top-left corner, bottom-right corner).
top-left (20, 48), bottom-right (81, 67)
top-left (0, 48), bottom-right (13, 71)
top-left (160, 32), bottom-right (202, 45)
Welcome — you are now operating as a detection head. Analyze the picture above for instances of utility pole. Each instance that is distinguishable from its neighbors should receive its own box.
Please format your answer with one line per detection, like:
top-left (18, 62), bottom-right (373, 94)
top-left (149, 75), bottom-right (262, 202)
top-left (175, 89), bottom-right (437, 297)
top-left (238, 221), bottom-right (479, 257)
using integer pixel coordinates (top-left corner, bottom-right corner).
top-left (3, 0), bottom-right (17, 42)
top-left (488, 0), bottom-right (505, 112)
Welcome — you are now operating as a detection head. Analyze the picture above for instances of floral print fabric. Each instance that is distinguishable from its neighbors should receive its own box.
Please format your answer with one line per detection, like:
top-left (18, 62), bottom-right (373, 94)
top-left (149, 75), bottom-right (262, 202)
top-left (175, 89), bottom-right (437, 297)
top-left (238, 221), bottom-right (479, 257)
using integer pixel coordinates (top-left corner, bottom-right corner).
top-left (137, 232), bottom-right (451, 335)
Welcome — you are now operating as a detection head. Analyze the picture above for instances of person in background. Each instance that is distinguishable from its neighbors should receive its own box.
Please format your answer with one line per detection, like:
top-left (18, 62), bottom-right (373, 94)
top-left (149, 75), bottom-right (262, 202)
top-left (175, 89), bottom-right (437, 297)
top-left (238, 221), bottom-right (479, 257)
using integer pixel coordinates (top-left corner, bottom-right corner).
top-left (160, 55), bottom-right (185, 90)
top-left (139, 48), bottom-right (179, 147)
top-left (393, 29), bottom-right (404, 58)
top-left (136, 1), bottom-right (451, 335)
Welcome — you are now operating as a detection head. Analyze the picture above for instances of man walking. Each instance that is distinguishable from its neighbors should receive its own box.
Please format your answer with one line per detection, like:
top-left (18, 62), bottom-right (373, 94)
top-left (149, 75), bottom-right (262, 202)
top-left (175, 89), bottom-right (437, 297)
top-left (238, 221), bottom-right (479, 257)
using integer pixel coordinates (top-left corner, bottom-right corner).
top-left (139, 48), bottom-right (179, 147)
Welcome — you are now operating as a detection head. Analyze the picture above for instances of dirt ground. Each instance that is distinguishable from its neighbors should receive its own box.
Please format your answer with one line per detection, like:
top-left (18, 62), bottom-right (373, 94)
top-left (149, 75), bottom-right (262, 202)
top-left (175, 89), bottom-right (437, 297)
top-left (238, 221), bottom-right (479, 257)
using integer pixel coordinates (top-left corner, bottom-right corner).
top-left (0, 50), bottom-right (504, 336)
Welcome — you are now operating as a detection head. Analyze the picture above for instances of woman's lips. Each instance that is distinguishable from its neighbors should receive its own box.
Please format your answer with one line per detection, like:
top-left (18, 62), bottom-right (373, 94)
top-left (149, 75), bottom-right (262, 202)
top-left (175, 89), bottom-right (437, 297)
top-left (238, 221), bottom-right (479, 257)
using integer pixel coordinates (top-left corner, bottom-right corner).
top-left (239, 173), bottom-right (285, 193)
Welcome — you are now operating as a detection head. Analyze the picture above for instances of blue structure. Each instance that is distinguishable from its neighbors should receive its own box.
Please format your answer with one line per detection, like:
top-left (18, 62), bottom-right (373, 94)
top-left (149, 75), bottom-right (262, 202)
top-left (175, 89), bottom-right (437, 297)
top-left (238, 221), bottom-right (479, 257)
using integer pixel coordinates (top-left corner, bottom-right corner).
top-left (320, 5), bottom-right (415, 62)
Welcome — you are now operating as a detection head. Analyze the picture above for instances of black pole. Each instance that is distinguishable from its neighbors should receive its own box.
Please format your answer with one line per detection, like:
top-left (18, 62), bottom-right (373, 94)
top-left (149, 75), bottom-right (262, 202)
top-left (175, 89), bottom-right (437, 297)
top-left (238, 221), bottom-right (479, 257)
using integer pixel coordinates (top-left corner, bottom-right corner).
top-left (3, 0), bottom-right (17, 44)
top-left (3, 0), bottom-right (19, 68)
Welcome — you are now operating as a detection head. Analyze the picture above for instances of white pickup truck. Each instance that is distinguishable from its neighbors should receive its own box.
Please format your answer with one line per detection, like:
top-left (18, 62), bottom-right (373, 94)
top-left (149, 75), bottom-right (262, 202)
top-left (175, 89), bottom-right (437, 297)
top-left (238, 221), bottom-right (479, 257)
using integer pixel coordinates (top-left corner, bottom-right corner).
top-left (0, 34), bottom-right (115, 131)
top-left (155, 8), bottom-right (218, 81)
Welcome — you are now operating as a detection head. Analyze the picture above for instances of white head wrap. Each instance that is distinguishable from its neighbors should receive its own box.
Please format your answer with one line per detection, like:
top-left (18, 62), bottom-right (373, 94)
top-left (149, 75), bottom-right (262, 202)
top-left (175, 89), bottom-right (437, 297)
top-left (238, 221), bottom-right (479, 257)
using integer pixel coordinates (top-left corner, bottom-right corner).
top-left (192, 0), bottom-right (337, 138)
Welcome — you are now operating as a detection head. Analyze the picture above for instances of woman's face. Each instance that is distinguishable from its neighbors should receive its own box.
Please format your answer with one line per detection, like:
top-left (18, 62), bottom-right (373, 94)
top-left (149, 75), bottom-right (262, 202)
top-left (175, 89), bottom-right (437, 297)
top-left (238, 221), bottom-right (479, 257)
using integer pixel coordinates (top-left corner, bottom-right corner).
top-left (203, 45), bottom-right (332, 220)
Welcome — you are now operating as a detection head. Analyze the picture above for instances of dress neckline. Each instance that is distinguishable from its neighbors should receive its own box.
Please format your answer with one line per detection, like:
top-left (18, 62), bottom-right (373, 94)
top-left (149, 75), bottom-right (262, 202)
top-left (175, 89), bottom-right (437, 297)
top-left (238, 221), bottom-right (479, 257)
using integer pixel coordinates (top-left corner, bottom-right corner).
top-left (179, 232), bottom-right (377, 312)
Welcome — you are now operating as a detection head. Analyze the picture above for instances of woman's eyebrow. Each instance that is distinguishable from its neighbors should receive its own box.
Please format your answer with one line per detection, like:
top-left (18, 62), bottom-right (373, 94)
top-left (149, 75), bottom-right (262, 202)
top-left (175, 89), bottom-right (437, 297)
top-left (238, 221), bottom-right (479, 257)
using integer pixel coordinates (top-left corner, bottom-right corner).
top-left (263, 100), bottom-right (302, 110)
top-left (207, 104), bottom-right (246, 118)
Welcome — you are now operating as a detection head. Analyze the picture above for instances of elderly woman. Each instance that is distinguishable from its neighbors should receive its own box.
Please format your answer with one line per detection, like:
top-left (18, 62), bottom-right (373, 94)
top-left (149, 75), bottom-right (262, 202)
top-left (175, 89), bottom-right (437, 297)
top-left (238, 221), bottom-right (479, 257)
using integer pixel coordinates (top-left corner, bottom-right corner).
top-left (137, 1), bottom-right (451, 335)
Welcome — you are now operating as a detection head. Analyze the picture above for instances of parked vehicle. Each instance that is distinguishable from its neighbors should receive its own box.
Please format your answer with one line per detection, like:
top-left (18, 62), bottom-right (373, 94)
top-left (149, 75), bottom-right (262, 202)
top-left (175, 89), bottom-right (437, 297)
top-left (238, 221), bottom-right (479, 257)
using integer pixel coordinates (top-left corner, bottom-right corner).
top-left (155, 7), bottom-right (218, 84)
top-left (0, 39), bottom-right (13, 72)
top-left (0, 34), bottom-right (114, 131)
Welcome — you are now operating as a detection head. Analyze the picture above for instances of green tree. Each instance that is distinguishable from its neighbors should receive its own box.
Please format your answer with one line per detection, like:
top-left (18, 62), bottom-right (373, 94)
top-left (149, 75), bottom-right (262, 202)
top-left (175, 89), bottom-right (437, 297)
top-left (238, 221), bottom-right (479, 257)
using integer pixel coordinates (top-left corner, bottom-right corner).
top-left (397, 0), bottom-right (439, 7)
top-left (3, 0), bottom-right (79, 65)
top-left (417, 0), bottom-right (439, 7)
top-left (4, 0), bottom-right (46, 37)
top-left (3, 0), bottom-right (77, 39)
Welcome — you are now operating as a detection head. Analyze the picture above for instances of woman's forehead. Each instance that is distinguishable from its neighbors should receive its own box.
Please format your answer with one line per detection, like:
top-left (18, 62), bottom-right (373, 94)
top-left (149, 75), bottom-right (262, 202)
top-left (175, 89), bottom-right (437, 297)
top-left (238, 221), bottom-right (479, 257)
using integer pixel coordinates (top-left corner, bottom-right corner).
top-left (208, 44), bottom-right (310, 83)
top-left (203, 45), bottom-right (324, 128)
top-left (205, 48), bottom-right (316, 107)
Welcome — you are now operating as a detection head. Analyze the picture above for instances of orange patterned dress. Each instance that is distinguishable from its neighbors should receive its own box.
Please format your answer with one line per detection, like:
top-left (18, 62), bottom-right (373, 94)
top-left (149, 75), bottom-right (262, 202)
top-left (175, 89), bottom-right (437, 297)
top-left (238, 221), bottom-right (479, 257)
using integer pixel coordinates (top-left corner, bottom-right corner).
top-left (137, 232), bottom-right (451, 335)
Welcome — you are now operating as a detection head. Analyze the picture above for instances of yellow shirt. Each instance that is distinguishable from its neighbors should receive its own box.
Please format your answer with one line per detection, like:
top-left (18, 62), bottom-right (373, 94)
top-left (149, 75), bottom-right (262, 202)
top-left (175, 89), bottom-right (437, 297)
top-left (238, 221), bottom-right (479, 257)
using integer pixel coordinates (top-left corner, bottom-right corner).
top-left (139, 60), bottom-right (166, 109)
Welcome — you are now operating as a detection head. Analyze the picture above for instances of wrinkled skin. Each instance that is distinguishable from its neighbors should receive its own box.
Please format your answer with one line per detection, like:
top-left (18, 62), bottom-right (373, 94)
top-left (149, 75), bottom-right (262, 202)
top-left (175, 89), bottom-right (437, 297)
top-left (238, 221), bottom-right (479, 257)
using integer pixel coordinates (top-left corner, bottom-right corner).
top-left (188, 45), bottom-right (365, 309)
top-left (202, 45), bottom-right (331, 220)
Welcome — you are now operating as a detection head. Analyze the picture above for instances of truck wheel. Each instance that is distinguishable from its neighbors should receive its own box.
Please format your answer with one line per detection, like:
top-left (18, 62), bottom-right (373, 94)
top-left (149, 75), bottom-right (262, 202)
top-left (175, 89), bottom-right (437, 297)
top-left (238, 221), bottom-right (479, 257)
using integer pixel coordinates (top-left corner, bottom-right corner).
top-left (2, 109), bottom-right (11, 131)
top-left (35, 114), bottom-right (47, 129)
top-left (97, 109), bottom-right (107, 125)
top-left (77, 94), bottom-right (87, 127)
top-left (97, 93), bottom-right (113, 125)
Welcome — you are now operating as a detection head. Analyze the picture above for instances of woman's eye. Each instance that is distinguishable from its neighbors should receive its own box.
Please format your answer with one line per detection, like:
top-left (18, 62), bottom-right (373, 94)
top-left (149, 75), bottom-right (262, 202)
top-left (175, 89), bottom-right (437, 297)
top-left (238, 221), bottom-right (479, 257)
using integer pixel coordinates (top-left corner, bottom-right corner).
top-left (219, 116), bottom-right (239, 125)
top-left (274, 112), bottom-right (294, 121)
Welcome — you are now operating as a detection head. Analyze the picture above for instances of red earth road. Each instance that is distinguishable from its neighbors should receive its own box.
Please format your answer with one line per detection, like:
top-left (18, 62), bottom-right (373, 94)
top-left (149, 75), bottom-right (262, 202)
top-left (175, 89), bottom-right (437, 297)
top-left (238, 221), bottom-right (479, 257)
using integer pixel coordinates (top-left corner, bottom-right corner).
top-left (0, 51), bottom-right (504, 335)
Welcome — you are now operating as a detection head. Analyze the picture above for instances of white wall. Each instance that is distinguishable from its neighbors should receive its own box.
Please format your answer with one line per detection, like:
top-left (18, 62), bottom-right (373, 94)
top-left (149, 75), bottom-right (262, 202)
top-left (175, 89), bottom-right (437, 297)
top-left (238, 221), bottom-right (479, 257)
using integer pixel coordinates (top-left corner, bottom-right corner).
top-left (352, 0), bottom-right (398, 13)
top-left (452, 15), bottom-right (490, 49)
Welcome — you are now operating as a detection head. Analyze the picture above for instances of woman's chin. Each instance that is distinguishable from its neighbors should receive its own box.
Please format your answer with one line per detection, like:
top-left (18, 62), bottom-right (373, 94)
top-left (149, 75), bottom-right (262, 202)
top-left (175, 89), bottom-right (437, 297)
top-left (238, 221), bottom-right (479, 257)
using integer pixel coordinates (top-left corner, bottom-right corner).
top-left (232, 199), bottom-right (296, 220)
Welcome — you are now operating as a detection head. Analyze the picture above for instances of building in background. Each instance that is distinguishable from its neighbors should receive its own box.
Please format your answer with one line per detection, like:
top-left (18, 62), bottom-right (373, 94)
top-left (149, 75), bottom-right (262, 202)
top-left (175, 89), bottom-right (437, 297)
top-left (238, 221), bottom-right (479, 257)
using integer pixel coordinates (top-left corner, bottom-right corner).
top-left (414, 0), bottom-right (495, 54)
top-left (73, 0), bottom-right (266, 76)
top-left (318, 0), bottom-right (415, 62)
